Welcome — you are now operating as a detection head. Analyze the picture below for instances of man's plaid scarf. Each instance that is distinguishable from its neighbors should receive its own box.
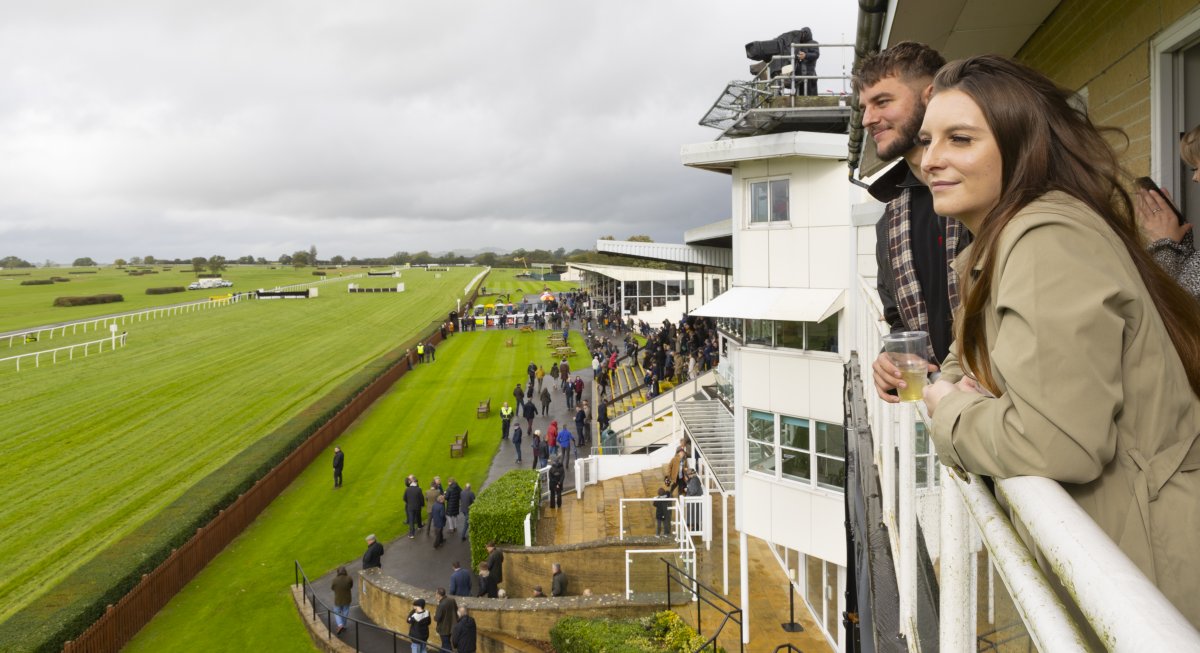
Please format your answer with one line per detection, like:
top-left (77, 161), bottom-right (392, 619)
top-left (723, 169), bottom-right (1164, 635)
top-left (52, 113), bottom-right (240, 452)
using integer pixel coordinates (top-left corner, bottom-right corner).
top-left (886, 187), bottom-right (966, 359)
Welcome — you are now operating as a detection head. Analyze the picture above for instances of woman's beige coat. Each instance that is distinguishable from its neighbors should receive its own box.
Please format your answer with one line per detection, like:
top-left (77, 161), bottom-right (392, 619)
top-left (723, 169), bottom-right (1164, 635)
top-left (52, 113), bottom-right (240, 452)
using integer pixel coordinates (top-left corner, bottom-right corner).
top-left (931, 192), bottom-right (1200, 627)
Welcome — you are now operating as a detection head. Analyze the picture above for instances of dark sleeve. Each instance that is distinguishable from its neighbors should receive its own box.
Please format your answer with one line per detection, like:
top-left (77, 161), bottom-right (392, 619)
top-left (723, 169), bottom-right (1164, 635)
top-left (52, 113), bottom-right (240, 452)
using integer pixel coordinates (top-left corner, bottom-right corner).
top-left (875, 212), bottom-right (905, 334)
top-left (803, 42), bottom-right (819, 64)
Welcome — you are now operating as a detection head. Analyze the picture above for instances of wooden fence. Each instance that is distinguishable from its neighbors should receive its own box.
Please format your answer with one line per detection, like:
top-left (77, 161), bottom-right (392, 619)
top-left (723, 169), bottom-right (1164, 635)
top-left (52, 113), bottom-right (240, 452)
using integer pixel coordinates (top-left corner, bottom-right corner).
top-left (62, 285), bottom-right (480, 652)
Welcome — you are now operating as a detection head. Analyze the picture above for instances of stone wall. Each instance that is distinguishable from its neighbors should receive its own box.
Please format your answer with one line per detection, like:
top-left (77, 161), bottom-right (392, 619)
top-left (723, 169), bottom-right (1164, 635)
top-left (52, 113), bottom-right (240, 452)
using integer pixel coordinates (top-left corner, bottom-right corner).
top-left (499, 536), bottom-right (675, 598)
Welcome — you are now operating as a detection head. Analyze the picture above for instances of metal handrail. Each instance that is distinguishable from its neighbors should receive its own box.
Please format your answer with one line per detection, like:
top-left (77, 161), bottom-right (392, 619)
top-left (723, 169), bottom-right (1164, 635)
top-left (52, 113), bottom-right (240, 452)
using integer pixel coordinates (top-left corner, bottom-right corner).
top-left (661, 557), bottom-right (743, 653)
top-left (293, 560), bottom-right (453, 653)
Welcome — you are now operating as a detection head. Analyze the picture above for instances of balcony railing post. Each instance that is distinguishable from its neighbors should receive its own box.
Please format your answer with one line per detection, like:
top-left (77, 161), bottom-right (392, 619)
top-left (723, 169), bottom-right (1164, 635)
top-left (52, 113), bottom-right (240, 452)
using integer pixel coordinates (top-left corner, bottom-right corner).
top-left (939, 466), bottom-right (974, 650)
top-left (898, 402), bottom-right (917, 638)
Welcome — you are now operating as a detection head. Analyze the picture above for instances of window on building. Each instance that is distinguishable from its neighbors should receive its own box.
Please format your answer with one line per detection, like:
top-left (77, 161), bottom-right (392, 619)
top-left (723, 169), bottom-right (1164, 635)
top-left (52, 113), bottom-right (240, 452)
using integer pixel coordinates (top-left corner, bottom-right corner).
top-left (746, 410), bottom-right (845, 493)
top-left (747, 410), bottom-right (775, 474)
top-left (743, 315), bottom-right (840, 353)
top-left (749, 178), bottom-right (791, 223)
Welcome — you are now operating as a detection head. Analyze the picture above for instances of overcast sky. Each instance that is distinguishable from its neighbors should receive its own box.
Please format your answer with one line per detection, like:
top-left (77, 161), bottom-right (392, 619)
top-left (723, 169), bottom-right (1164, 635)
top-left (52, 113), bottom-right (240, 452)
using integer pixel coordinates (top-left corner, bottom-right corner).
top-left (0, 1), bottom-right (858, 263)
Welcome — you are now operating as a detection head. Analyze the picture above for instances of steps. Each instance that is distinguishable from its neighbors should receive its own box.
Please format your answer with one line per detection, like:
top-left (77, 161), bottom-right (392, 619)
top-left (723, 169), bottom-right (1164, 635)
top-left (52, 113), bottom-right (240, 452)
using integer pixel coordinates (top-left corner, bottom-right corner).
top-left (675, 400), bottom-right (735, 492)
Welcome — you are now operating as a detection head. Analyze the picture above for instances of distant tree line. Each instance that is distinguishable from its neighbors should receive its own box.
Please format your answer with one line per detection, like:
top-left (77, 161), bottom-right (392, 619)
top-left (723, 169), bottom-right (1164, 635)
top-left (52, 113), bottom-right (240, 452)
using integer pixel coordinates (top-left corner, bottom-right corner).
top-left (5, 234), bottom-right (673, 271)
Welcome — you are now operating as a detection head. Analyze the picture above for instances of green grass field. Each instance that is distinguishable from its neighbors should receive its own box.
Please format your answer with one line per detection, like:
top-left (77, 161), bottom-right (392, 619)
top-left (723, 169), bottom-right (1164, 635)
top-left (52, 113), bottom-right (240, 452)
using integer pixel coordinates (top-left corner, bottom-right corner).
top-left (477, 268), bottom-right (578, 300)
top-left (0, 265), bottom-right (373, 334)
top-left (0, 267), bottom-right (476, 624)
top-left (124, 329), bottom-right (592, 652)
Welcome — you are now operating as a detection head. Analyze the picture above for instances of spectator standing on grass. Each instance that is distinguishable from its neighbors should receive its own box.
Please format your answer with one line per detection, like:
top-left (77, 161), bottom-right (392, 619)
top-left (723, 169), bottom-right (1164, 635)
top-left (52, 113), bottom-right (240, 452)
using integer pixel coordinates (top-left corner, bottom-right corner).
top-left (332, 446), bottom-right (344, 489)
top-left (404, 480), bottom-right (424, 538)
top-left (511, 422), bottom-right (524, 463)
top-left (451, 606), bottom-right (477, 653)
top-left (434, 588), bottom-right (458, 651)
top-left (407, 598), bottom-right (431, 653)
top-left (416, 342), bottom-right (425, 364)
top-left (362, 534), bottom-right (384, 569)
top-left (539, 386), bottom-right (552, 416)
top-left (331, 567), bottom-right (353, 634)
top-left (499, 401), bottom-right (514, 441)
top-left (551, 563), bottom-right (568, 597)
top-left (522, 398), bottom-right (536, 434)
top-left (527, 361), bottom-right (537, 384)
top-left (427, 341), bottom-right (436, 362)
top-left (460, 483), bottom-right (475, 541)
top-left (450, 561), bottom-right (472, 596)
top-left (445, 478), bottom-right (462, 534)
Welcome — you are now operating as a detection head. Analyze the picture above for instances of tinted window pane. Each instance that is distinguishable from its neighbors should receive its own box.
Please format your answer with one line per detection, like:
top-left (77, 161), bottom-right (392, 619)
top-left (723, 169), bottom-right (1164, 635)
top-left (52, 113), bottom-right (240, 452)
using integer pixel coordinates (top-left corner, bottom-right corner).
top-left (748, 410), bottom-right (773, 443)
top-left (807, 313), bottom-right (839, 352)
top-left (781, 416), bottom-right (809, 449)
top-left (652, 280), bottom-right (666, 296)
top-left (815, 422), bottom-right (845, 457)
top-left (750, 181), bottom-right (769, 223)
top-left (770, 178), bottom-right (790, 222)
top-left (745, 319), bottom-right (772, 346)
top-left (782, 449), bottom-right (811, 482)
top-left (775, 320), bottom-right (805, 349)
top-left (824, 561), bottom-right (838, 636)
top-left (749, 441), bottom-right (776, 473)
top-left (638, 280), bottom-right (651, 295)
top-left (624, 281), bottom-right (637, 296)
top-left (818, 456), bottom-right (846, 491)
top-left (806, 556), bottom-right (822, 615)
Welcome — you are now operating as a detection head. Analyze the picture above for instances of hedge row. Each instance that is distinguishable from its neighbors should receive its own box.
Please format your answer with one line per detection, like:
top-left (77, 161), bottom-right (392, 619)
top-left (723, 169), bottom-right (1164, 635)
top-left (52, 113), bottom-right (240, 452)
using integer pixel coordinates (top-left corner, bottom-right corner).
top-left (52, 294), bottom-right (124, 307)
top-left (68, 271), bottom-right (96, 274)
top-left (49, 277), bottom-right (70, 282)
top-left (468, 469), bottom-right (539, 570)
top-left (4, 271), bottom-right (33, 276)
top-left (312, 270), bottom-right (327, 276)
top-left (197, 273), bottom-right (220, 278)
top-left (145, 287), bottom-right (185, 295)
top-left (127, 270), bottom-right (158, 276)
top-left (20, 279), bottom-right (53, 285)
top-left (548, 612), bottom-right (716, 653)
top-left (0, 312), bottom-right (455, 653)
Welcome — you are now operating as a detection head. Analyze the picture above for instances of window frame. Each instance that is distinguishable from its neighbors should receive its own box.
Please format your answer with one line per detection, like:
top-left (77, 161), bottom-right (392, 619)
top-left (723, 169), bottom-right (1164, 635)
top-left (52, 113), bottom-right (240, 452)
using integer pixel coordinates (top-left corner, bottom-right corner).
top-left (747, 176), bottom-right (792, 225)
top-left (744, 409), bottom-right (845, 494)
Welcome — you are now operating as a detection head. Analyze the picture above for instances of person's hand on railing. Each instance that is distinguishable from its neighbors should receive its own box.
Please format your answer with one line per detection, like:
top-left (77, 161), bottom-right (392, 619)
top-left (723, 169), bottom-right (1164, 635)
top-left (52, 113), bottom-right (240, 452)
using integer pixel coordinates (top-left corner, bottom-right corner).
top-left (872, 351), bottom-right (938, 403)
top-left (923, 376), bottom-right (986, 417)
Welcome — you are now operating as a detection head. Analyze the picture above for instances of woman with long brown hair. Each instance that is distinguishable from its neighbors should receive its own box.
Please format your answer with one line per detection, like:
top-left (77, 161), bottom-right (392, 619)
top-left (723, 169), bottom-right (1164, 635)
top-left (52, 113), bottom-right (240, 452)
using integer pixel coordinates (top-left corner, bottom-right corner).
top-left (918, 54), bottom-right (1200, 627)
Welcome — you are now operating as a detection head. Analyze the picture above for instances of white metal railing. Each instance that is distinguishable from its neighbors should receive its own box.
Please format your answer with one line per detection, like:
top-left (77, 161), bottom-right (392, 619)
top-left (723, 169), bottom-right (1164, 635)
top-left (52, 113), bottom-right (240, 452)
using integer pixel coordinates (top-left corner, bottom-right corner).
top-left (1, 332), bottom-right (128, 371)
top-left (3, 294), bottom-right (247, 348)
top-left (625, 499), bottom-right (697, 600)
top-left (852, 274), bottom-right (1200, 651)
top-left (270, 272), bottom-right (364, 292)
top-left (618, 497), bottom-right (677, 540)
top-left (607, 371), bottom-right (714, 436)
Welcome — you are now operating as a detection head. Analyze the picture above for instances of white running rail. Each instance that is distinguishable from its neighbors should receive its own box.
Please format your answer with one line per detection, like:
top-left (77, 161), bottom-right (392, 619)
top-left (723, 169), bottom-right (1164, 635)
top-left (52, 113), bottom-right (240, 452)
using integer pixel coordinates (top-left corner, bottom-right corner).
top-left (1, 332), bottom-right (128, 371)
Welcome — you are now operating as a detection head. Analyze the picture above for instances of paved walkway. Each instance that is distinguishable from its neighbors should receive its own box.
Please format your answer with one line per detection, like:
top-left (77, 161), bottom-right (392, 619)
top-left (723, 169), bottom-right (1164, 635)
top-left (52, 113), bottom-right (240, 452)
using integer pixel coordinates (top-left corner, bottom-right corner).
top-left (308, 318), bottom-right (602, 648)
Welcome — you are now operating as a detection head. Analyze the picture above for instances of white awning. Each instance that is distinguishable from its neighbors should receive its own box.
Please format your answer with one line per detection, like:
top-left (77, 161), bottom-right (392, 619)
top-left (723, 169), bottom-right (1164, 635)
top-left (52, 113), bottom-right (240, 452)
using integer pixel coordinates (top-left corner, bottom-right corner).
top-left (690, 287), bottom-right (844, 323)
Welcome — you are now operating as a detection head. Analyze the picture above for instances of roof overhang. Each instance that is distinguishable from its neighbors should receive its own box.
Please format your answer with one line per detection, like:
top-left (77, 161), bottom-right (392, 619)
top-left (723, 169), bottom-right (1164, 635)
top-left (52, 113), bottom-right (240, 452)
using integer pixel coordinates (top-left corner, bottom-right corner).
top-left (690, 287), bottom-right (844, 323)
top-left (684, 219), bottom-right (733, 248)
top-left (683, 131), bottom-right (849, 173)
top-left (595, 240), bottom-right (731, 269)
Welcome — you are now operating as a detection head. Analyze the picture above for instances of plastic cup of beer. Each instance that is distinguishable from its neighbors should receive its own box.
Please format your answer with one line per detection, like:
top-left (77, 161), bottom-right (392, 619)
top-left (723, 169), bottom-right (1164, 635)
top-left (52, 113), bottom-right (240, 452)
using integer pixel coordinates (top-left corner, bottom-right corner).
top-left (882, 331), bottom-right (930, 402)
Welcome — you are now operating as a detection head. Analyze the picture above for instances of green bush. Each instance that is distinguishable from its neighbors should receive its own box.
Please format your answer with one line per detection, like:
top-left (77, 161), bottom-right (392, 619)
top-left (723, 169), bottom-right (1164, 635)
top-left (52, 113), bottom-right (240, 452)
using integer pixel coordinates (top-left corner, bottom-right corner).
top-left (52, 294), bottom-right (124, 307)
top-left (548, 612), bottom-right (718, 653)
top-left (468, 469), bottom-right (539, 569)
top-left (312, 270), bottom-right (327, 276)
top-left (197, 273), bottom-right (220, 278)
top-left (145, 287), bottom-right (186, 295)
top-left (49, 277), bottom-right (70, 282)
top-left (20, 279), bottom-right (53, 286)
top-left (68, 271), bottom-right (96, 274)
top-left (0, 326), bottom-right (441, 653)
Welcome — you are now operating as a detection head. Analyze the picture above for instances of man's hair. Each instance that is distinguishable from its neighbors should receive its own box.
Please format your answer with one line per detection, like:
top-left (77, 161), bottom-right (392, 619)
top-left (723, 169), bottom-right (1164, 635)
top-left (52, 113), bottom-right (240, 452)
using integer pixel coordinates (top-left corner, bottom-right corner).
top-left (453, 561), bottom-right (461, 569)
top-left (1182, 124), bottom-right (1200, 168)
top-left (852, 41), bottom-right (945, 92)
top-left (436, 587), bottom-right (446, 597)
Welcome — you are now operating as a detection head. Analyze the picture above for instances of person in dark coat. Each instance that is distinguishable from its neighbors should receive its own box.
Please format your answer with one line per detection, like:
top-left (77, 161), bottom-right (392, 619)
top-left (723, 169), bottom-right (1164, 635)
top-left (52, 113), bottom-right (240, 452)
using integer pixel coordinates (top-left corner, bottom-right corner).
top-left (449, 561), bottom-right (472, 597)
top-left (512, 383), bottom-right (524, 411)
top-left (332, 446), bottom-right (344, 488)
top-left (459, 483), bottom-right (475, 542)
top-left (444, 479), bottom-right (462, 533)
top-left (794, 27), bottom-right (820, 96)
top-left (406, 598), bottom-right (431, 652)
top-left (483, 542), bottom-right (504, 585)
top-left (511, 423), bottom-right (523, 464)
top-left (654, 487), bottom-right (672, 537)
top-left (522, 399), bottom-right (537, 434)
top-left (431, 495), bottom-right (447, 548)
top-left (433, 588), bottom-right (458, 651)
top-left (404, 480), bottom-right (425, 539)
top-left (362, 534), bottom-right (384, 569)
top-left (548, 455), bottom-right (565, 509)
top-left (451, 606), bottom-right (477, 653)
top-left (538, 386), bottom-right (551, 415)
top-left (550, 563), bottom-right (568, 597)
top-left (331, 566), bottom-right (353, 634)
top-left (476, 563), bottom-right (498, 598)
top-left (424, 479), bottom-right (443, 535)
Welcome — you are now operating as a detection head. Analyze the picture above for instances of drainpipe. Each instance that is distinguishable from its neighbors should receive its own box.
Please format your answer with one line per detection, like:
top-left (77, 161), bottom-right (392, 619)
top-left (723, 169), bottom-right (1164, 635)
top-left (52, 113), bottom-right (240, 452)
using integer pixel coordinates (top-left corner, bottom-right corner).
top-left (848, 0), bottom-right (889, 174)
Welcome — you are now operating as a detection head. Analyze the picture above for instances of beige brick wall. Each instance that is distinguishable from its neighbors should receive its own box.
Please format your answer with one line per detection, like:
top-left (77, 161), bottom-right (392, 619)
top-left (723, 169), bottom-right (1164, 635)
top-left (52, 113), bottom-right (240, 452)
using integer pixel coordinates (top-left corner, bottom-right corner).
top-left (1017, 0), bottom-right (1199, 176)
